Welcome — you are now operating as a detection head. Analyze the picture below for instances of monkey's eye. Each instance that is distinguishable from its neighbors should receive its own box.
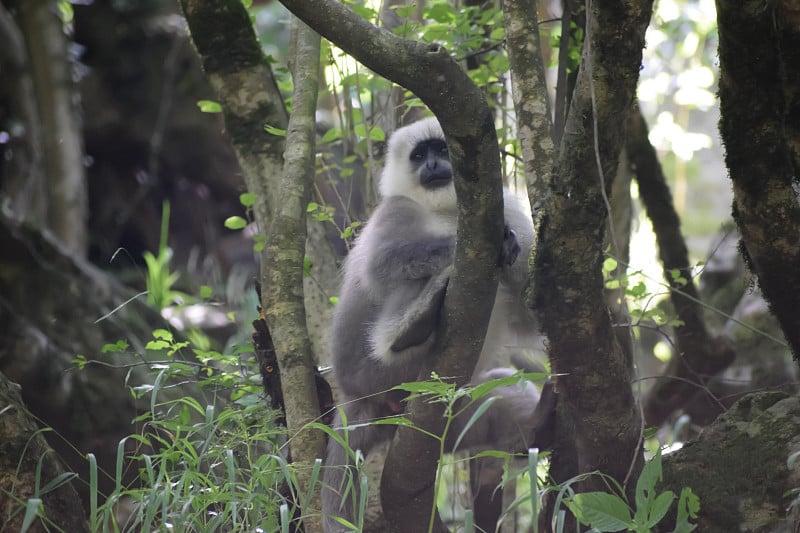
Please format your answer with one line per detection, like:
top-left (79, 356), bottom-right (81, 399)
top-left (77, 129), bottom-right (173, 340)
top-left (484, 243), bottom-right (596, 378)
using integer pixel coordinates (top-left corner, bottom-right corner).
top-left (410, 148), bottom-right (425, 161)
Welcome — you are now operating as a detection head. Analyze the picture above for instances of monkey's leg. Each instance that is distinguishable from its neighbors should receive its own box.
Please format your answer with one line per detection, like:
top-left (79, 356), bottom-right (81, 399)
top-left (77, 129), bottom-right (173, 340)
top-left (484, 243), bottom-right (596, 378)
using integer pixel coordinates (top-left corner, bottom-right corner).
top-left (471, 457), bottom-right (505, 532)
top-left (322, 403), bottom-right (396, 533)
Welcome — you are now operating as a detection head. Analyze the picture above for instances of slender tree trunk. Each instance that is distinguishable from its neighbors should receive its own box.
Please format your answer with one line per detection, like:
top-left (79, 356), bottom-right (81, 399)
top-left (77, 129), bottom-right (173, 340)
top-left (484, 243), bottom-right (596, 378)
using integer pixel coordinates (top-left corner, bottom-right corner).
top-left (628, 108), bottom-right (736, 425)
top-left (261, 18), bottom-right (327, 531)
top-left (16, 0), bottom-right (88, 256)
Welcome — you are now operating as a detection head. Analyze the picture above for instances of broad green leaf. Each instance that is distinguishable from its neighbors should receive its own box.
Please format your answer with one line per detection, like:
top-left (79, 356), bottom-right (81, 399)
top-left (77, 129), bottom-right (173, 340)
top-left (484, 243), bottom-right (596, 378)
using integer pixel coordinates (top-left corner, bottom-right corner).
top-left (567, 492), bottom-right (632, 532)
top-left (239, 192), bottom-right (257, 207)
top-left (101, 339), bottom-right (129, 353)
top-left (646, 491), bottom-right (676, 528)
top-left (224, 216), bottom-right (247, 230)
top-left (321, 127), bottom-right (342, 143)
top-left (196, 100), bottom-right (221, 113)
top-left (636, 449), bottom-right (663, 511)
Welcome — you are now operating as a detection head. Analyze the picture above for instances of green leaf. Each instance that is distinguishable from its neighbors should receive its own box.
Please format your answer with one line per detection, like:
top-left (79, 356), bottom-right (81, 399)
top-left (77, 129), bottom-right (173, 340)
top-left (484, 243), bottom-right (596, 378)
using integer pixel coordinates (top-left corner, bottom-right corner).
top-left (264, 124), bottom-right (286, 137)
top-left (636, 449), bottom-right (663, 511)
top-left (20, 498), bottom-right (42, 533)
top-left (199, 285), bottom-right (213, 299)
top-left (394, 380), bottom-right (454, 396)
top-left (425, 2), bottom-right (455, 22)
top-left (72, 354), bottom-right (87, 370)
top-left (393, 4), bottom-right (415, 17)
top-left (489, 27), bottom-right (505, 40)
top-left (368, 126), bottom-right (385, 141)
top-left (672, 487), bottom-right (700, 533)
top-left (567, 492), bottom-right (632, 532)
top-left (145, 340), bottom-right (171, 351)
top-left (603, 257), bottom-right (618, 272)
top-left (101, 339), bottom-right (129, 353)
top-left (239, 192), bottom-right (257, 207)
top-left (224, 216), bottom-right (248, 230)
top-left (646, 491), bottom-right (676, 528)
top-left (152, 329), bottom-right (173, 341)
top-left (320, 127), bottom-right (342, 143)
top-left (350, 3), bottom-right (376, 20)
top-left (197, 100), bottom-right (222, 113)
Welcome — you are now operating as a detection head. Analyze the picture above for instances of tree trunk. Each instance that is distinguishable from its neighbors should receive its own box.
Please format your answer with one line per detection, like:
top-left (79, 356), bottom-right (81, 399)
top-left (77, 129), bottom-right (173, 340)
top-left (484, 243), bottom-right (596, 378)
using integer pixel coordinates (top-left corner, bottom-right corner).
top-left (530, 0), bottom-right (653, 509)
top-left (262, 17), bottom-right (327, 530)
top-left (16, 0), bottom-right (88, 257)
top-left (628, 107), bottom-right (737, 426)
top-left (0, 371), bottom-right (90, 532)
top-left (716, 0), bottom-right (800, 359)
top-left (0, 4), bottom-right (46, 225)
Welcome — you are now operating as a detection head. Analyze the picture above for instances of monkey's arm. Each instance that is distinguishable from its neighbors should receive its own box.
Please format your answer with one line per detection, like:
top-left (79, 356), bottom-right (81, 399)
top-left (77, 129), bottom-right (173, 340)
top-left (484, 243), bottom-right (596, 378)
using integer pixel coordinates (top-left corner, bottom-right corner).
top-left (389, 224), bottom-right (521, 349)
top-left (389, 267), bottom-right (450, 351)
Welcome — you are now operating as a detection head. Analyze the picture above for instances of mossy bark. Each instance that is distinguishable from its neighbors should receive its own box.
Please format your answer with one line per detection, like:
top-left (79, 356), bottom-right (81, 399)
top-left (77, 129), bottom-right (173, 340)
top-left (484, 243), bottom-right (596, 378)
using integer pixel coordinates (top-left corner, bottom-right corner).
top-left (0, 372), bottom-right (89, 532)
top-left (661, 392), bottom-right (800, 532)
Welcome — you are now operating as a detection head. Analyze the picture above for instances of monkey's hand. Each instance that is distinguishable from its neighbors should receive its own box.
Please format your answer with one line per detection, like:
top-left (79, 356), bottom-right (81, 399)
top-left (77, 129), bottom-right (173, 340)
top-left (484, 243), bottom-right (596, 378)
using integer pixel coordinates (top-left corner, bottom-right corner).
top-left (501, 224), bottom-right (521, 267)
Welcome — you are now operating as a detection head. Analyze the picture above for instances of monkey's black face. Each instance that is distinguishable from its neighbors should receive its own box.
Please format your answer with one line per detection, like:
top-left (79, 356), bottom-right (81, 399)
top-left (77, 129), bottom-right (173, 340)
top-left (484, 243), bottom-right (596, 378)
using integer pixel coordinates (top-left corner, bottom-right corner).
top-left (410, 138), bottom-right (452, 189)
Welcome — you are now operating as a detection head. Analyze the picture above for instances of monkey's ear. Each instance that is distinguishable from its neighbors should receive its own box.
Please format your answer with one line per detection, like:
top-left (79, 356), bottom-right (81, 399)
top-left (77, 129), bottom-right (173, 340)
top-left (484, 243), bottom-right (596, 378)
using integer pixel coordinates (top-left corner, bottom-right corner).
top-left (529, 380), bottom-right (557, 450)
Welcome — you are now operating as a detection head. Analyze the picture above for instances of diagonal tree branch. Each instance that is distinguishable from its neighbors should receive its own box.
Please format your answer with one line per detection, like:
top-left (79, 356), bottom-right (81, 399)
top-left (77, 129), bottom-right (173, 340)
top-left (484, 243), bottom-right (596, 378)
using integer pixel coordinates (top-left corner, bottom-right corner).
top-left (628, 107), bottom-right (736, 426)
top-left (277, 1), bottom-right (508, 530)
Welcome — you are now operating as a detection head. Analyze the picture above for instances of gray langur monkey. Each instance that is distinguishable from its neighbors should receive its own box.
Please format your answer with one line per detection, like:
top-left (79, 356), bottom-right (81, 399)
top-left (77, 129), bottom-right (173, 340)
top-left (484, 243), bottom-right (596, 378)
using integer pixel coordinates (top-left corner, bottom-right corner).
top-left (322, 117), bottom-right (554, 532)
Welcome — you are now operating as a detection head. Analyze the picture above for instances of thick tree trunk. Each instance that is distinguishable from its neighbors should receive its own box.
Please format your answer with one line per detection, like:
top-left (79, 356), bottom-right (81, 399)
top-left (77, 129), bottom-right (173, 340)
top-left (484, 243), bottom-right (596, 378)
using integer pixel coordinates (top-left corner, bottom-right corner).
top-left (179, 0), bottom-right (289, 235)
top-left (716, 0), bottom-right (800, 359)
top-left (277, 2), bottom-right (509, 531)
top-left (0, 371), bottom-right (90, 532)
top-left (530, 0), bottom-right (653, 508)
top-left (0, 5), bottom-right (46, 225)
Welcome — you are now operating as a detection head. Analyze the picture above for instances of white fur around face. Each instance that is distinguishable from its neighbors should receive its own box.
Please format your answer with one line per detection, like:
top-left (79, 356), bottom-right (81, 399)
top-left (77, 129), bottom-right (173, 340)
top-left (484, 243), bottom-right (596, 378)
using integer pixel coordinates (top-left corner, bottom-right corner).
top-left (379, 117), bottom-right (457, 213)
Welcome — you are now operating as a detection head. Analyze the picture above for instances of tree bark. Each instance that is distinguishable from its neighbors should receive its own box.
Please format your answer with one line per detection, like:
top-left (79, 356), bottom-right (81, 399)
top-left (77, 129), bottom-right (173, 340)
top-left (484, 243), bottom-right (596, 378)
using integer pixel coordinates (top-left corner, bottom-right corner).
top-left (0, 4), bottom-right (46, 226)
top-left (261, 18), bottom-right (326, 531)
top-left (16, 0), bottom-right (88, 257)
top-left (276, 2), bottom-right (507, 530)
top-left (661, 392), bottom-right (800, 532)
top-left (716, 0), bottom-right (800, 359)
top-left (179, 0), bottom-right (289, 235)
top-left (0, 206), bottom-right (171, 504)
top-left (0, 371), bottom-right (90, 532)
top-left (530, 0), bottom-right (653, 505)
top-left (502, 0), bottom-right (556, 203)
